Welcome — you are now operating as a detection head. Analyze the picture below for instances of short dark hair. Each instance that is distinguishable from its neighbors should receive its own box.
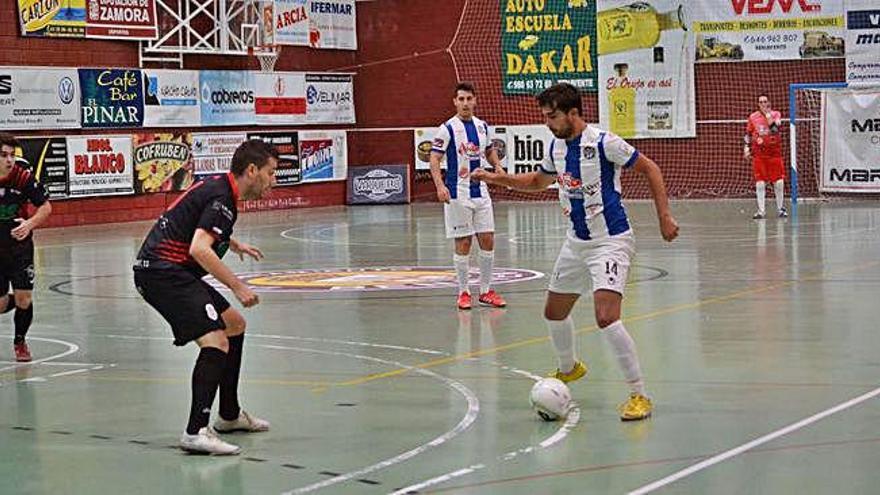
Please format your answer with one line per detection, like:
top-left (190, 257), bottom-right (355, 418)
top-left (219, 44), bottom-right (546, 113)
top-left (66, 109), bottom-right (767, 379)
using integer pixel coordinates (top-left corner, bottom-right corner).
top-left (230, 139), bottom-right (279, 176)
top-left (536, 83), bottom-right (583, 116)
top-left (0, 132), bottom-right (20, 150)
top-left (454, 82), bottom-right (476, 96)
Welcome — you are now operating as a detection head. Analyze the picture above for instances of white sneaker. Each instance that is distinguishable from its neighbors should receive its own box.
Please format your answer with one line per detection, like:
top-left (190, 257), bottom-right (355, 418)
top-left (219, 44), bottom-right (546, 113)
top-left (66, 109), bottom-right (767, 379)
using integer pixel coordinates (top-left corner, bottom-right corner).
top-left (179, 427), bottom-right (241, 455)
top-left (213, 410), bottom-right (270, 433)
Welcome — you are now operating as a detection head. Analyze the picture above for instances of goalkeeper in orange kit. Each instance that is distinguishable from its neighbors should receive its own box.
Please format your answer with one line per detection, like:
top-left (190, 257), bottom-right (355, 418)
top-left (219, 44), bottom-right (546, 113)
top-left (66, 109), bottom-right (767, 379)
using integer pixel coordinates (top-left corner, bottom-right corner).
top-left (744, 94), bottom-right (787, 219)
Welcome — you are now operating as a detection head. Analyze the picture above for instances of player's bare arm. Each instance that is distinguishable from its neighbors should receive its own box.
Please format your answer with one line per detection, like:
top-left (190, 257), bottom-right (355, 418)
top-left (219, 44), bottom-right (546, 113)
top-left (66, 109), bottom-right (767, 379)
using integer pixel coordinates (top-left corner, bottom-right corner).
top-left (632, 154), bottom-right (679, 242)
top-left (230, 238), bottom-right (264, 262)
top-left (471, 168), bottom-right (555, 192)
top-left (11, 201), bottom-right (51, 241)
top-left (485, 147), bottom-right (506, 175)
top-left (429, 151), bottom-right (450, 203)
top-left (191, 228), bottom-right (259, 307)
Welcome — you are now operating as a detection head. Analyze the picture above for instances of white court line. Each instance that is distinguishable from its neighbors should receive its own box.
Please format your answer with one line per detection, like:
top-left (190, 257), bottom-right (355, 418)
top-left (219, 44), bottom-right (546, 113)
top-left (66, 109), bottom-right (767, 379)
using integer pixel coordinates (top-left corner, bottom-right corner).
top-left (628, 386), bottom-right (880, 495)
top-left (0, 361), bottom-right (109, 367)
top-left (0, 337), bottom-right (79, 373)
top-left (257, 344), bottom-right (480, 495)
top-left (392, 407), bottom-right (581, 495)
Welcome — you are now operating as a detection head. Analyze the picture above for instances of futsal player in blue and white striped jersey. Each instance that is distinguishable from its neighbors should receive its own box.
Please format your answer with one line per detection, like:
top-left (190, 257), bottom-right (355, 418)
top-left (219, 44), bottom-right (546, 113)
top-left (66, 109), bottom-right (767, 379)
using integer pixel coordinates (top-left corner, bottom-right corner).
top-left (473, 83), bottom-right (679, 421)
top-left (429, 82), bottom-right (507, 311)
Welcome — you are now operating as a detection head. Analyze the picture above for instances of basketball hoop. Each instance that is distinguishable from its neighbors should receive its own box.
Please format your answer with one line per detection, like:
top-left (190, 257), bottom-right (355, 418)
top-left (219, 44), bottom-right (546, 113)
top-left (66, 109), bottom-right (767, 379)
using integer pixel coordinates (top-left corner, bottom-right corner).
top-left (249, 45), bottom-right (281, 72)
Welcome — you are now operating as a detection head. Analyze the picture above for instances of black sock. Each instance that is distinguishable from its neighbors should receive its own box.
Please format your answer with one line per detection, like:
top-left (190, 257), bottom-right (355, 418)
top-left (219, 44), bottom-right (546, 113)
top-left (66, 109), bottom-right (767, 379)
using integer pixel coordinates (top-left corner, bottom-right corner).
top-left (14, 304), bottom-right (33, 343)
top-left (186, 347), bottom-right (227, 435)
top-left (219, 334), bottom-right (244, 421)
top-left (0, 295), bottom-right (14, 314)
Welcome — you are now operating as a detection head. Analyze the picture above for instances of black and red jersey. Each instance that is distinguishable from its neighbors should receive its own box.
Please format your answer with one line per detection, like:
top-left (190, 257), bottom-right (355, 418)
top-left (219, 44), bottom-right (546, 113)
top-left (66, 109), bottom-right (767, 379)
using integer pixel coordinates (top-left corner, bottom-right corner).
top-left (0, 164), bottom-right (48, 246)
top-left (135, 173), bottom-right (240, 277)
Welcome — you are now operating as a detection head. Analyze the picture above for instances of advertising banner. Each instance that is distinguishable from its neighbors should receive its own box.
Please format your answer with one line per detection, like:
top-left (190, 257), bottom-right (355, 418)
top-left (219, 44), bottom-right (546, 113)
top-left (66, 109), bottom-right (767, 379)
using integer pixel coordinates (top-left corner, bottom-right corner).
top-left (598, 0), bottom-right (695, 139)
top-left (143, 69), bottom-right (200, 127)
top-left (299, 130), bottom-right (347, 182)
top-left (66, 135), bottom-right (134, 197)
top-left (846, 1), bottom-right (880, 85)
top-left (692, 0), bottom-right (844, 62)
top-left (18, 137), bottom-right (71, 199)
top-left (506, 125), bottom-right (555, 175)
top-left (275, 0), bottom-right (309, 46)
top-left (413, 126), bottom-right (510, 171)
top-left (305, 73), bottom-right (354, 124)
top-left (820, 89), bottom-right (880, 192)
top-left (79, 68), bottom-right (144, 128)
top-left (254, 72), bottom-right (307, 125)
top-left (0, 68), bottom-right (79, 130)
top-left (191, 132), bottom-right (247, 176)
top-left (501, 0), bottom-right (597, 95)
top-left (133, 133), bottom-right (194, 193)
top-left (347, 164), bottom-right (409, 205)
top-left (199, 70), bottom-right (256, 126)
top-left (246, 131), bottom-right (302, 185)
top-left (18, 0), bottom-right (86, 37)
top-left (85, 0), bottom-right (158, 39)
top-left (308, 0), bottom-right (357, 50)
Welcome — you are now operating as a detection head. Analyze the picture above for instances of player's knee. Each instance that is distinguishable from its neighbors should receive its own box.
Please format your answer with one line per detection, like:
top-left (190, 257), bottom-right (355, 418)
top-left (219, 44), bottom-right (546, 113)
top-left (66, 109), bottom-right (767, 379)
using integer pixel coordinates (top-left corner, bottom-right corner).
top-left (222, 309), bottom-right (246, 336)
top-left (13, 292), bottom-right (32, 309)
top-left (544, 305), bottom-right (569, 321)
top-left (199, 329), bottom-right (230, 353)
top-left (595, 311), bottom-right (620, 329)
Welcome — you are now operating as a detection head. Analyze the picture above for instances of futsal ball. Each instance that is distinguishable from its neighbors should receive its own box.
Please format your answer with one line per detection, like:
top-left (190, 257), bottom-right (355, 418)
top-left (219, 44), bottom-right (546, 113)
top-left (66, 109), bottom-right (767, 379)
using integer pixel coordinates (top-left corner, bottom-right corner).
top-left (529, 378), bottom-right (572, 421)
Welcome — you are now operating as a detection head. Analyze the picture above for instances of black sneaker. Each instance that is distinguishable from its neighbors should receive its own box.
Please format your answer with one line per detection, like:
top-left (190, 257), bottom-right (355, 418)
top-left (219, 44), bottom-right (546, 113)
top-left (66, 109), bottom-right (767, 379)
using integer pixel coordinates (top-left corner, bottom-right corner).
top-left (778, 207), bottom-right (788, 218)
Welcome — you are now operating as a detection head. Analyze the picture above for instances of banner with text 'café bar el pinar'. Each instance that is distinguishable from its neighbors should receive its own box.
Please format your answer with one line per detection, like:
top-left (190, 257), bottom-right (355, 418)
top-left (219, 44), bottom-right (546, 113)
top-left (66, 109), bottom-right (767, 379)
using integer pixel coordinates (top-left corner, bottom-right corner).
top-left (691, 0), bottom-right (844, 62)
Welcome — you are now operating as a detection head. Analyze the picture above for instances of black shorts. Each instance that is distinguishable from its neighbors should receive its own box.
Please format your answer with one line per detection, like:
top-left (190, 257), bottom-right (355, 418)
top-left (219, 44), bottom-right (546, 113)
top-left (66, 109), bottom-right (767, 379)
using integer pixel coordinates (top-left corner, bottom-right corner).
top-left (0, 241), bottom-right (35, 291)
top-left (133, 268), bottom-right (231, 346)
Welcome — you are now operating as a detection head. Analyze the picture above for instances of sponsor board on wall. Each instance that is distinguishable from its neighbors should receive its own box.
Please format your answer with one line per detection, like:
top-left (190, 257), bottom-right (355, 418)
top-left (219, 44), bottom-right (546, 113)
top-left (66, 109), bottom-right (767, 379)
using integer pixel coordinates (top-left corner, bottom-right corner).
top-left (692, 0), bottom-right (844, 62)
top-left (246, 131), bottom-right (302, 185)
top-left (18, 0), bottom-right (86, 37)
top-left (79, 68), bottom-right (144, 128)
top-left (143, 69), bottom-right (200, 127)
top-left (413, 126), bottom-right (510, 171)
top-left (191, 132), bottom-right (247, 176)
top-left (598, 0), bottom-right (695, 139)
top-left (299, 130), bottom-right (347, 182)
top-left (199, 71), bottom-right (256, 126)
top-left (308, 0), bottom-right (357, 50)
top-left (275, 0), bottom-right (309, 46)
top-left (820, 89), bottom-right (880, 192)
top-left (66, 135), bottom-right (134, 197)
top-left (846, 1), bottom-right (880, 85)
top-left (347, 164), bottom-right (409, 205)
top-left (85, 0), bottom-right (158, 39)
top-left (18, 137), bottom-right (71, 199)
top-left (133, 133), bottom-right (194, 193)
top-left (506, 125), bottom-right (554, 175)
top-left (254, 72), bottom-right (307, 125)
top-left (0, 68), bottom-right (79, 130)
top-left (305, 74), bottom-right (354, 124)
top-left (501, 0), bottom-right (597, 95)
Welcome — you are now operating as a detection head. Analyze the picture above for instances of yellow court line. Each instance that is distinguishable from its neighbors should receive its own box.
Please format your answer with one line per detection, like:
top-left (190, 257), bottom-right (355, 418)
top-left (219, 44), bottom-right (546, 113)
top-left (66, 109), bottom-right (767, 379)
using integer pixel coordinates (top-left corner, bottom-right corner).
top-left (326, 259), bottom-right (880, 391)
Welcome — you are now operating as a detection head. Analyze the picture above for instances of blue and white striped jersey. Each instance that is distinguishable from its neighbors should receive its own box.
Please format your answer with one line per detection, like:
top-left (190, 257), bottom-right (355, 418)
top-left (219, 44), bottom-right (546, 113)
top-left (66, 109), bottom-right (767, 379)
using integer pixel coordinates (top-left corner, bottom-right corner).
top-left (539, 126), bottom-right (640, 241)
top-left (431, 115), bottom-right (493, 200)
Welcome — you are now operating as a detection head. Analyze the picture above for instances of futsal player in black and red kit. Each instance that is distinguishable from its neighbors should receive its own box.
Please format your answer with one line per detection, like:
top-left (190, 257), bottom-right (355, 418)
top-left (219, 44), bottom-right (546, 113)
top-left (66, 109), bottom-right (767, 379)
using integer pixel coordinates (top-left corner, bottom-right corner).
top-left (0, 132), bottom-right (52, 363)
top-left (134, 139), bottom-right (277, 455)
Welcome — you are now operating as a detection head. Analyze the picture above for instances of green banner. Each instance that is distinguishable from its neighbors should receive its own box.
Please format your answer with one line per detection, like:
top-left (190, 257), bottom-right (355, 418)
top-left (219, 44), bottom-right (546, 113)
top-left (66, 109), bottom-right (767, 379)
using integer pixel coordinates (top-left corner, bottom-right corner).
top-left (501, 0), bottom-right (598, 95)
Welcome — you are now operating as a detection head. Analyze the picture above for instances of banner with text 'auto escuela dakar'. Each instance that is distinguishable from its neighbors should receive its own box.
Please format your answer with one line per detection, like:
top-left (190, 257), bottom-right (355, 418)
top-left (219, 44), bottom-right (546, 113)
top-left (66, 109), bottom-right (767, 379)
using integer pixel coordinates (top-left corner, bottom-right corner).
top-left (691, 0), bottom-right (844, 62)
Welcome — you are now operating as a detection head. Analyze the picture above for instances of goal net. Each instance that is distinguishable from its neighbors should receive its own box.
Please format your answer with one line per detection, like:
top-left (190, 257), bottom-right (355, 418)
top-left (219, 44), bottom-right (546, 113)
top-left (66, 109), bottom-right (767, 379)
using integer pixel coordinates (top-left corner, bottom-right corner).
top-left (791, 83), bottom-right (880, 202)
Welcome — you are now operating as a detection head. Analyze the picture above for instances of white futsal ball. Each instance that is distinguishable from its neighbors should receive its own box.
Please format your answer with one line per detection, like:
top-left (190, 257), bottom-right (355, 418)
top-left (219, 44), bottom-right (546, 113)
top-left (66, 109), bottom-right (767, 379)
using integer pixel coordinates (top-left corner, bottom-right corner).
top-left (529, 378), bottom-right (572, 421)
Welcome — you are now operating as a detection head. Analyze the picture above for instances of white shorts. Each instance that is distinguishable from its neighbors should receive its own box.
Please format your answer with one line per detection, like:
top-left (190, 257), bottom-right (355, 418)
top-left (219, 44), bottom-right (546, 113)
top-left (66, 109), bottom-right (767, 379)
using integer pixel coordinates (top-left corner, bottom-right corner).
top-left (444, 197), bottom-right (495, 238)
top-left (548, 231), bottom-right (635, 296)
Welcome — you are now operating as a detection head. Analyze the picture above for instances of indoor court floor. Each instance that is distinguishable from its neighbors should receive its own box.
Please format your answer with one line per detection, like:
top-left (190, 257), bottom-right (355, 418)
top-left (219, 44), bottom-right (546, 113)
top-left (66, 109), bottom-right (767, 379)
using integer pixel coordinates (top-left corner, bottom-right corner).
top-left (1, 200), bottom-right (878, 494)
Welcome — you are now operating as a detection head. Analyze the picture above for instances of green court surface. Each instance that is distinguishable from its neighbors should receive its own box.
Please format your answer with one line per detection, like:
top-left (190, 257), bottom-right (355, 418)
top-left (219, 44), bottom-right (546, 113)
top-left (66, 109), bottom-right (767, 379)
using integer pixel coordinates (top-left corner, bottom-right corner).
top-left (1, 200), bottom-right (878, 494)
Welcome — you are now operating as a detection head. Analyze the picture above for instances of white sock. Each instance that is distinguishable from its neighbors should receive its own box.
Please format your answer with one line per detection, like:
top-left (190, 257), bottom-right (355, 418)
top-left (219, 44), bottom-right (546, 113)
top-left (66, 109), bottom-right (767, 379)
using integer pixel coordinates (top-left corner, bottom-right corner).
top-left (755, 181), bottom-right (766, 214)
top-left (602, 320), bottom-right (645, 395)
top-left (774, 179), bottom-right (784, 211)
top-left (453, 254), bottom-right (470, 294)
top-left (478, 250), bottom-right (494, 294)
top-left (546, 316), bottom-right (576, 373)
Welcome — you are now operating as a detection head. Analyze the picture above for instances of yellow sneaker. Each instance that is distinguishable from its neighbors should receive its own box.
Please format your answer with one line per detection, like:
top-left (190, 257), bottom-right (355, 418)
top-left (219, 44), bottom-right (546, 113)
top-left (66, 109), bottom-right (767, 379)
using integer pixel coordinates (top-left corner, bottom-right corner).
top-left (551, 360), bottom-right (587, 383)
top-left (619, 393), bottom-right (652, 421)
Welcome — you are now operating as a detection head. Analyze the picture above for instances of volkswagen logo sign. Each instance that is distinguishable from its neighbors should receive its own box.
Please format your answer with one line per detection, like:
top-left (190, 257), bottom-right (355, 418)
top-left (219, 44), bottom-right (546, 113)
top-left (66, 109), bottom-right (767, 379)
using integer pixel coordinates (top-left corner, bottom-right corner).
top-left (58, 76), bottom-right (74, 104)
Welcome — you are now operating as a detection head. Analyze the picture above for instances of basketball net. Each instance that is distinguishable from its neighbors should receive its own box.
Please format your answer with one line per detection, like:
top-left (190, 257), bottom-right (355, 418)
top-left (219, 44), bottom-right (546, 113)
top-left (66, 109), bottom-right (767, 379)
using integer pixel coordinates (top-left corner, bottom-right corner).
top-left (252, 1), bottom-right (280, 73)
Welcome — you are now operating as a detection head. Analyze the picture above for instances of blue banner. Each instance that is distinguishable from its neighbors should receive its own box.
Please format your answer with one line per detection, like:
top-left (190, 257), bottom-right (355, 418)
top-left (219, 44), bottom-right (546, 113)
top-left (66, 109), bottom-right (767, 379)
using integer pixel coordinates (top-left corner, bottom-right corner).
top-left (79, 68), bottom-right (144, 128)
top-left (199, 71), bottom-right (256, 126)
